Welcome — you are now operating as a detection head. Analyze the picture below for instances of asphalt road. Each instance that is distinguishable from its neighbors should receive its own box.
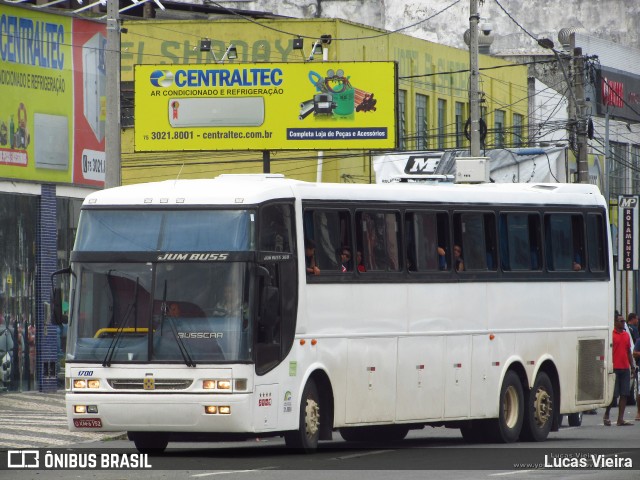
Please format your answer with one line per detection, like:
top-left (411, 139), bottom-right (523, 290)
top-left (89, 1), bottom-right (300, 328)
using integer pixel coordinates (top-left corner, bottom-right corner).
top-left (1, 398), bottom-right (639, 480)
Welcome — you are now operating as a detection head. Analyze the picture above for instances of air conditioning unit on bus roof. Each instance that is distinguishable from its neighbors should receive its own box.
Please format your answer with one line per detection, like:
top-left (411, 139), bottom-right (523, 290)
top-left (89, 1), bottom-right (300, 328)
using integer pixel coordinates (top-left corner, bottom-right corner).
top-left (455, 157), bottom-right (490, 183)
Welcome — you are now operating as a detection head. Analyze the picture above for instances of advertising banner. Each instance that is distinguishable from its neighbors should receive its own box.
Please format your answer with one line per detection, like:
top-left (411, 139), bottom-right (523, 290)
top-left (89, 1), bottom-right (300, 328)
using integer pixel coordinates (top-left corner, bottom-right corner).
top-left (134, 62), bottom-right (397, 151)
top-left (0, 5), bottom-right (105, 186)
top-left (595, 67), bottom-right (640, 124)
top-left (618, 195), bottom-right (639, 271)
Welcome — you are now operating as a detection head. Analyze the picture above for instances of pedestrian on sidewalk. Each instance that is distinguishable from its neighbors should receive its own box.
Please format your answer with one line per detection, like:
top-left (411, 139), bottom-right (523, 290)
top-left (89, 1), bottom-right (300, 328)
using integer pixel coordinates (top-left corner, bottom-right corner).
top-left (604, 312), bottom-right (635, 426)
top-left (633, 333), bottom-right (640, 421)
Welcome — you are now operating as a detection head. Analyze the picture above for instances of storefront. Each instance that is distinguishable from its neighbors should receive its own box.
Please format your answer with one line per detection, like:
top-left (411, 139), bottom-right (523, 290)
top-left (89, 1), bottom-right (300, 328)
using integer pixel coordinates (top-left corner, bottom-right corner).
top-left (1, 5), bottom-right (105, 391)
top-left (0, 184), bottom-right (87, 392)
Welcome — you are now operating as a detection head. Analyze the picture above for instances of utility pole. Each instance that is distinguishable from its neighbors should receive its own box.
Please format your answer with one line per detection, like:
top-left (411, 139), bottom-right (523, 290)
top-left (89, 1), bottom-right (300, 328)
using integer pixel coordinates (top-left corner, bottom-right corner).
top-left (468, 0), bottom-right (481, 157)
top-left (573, 46), bottom-right (589, 184)
top-left (316, 42), bottom-right (329, 183)
top-left (105, 0), bottom-right (121, 188)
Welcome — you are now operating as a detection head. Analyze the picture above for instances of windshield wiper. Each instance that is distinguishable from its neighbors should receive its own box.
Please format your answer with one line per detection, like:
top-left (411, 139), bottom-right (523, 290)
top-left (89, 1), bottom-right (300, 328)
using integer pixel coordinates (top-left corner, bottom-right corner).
top-left (102, 275), bottom-right (139, 367)
top-left (160, 280), bottom-right (196, 367)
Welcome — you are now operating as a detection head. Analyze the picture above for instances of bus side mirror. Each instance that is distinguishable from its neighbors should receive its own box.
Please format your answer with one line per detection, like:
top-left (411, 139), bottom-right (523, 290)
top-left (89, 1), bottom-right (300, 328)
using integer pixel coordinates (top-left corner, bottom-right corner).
top-left (51, 267), bottom-right (71, 325)
top-left (260, 286), bottom-right (280, 327)
top-left (51, 287), bottom-right (67, 325)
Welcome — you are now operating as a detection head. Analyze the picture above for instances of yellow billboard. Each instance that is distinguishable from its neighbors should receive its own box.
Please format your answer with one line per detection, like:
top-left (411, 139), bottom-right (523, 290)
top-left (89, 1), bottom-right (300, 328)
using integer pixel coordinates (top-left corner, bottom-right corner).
top-left (0, 5), bottom-right (106, 186)
top-left (134, 62), bottom-right (397, 151)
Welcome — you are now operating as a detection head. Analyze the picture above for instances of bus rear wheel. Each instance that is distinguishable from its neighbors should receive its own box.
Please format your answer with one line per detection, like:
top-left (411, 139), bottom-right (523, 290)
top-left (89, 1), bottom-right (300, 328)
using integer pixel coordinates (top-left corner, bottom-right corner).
top-left (520, 372), bottom-right (554, 442)
top-left (487, 370), bottom-right (524, 443)
top-left (128, 432), bottom-right (169, 454)
top-left (284, 380), bottom-right (320, 452)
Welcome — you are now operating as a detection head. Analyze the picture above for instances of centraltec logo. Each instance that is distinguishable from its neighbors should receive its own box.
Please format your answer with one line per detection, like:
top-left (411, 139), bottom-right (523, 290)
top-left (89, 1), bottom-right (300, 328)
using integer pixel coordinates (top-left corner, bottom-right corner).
top-left (149, 70), bottom-right (174, 87)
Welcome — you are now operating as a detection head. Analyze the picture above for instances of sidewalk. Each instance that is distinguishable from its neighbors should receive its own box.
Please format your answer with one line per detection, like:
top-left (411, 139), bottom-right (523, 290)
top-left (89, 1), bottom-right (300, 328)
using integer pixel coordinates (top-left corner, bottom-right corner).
top-left (0, 391), bottom-right (123, 450)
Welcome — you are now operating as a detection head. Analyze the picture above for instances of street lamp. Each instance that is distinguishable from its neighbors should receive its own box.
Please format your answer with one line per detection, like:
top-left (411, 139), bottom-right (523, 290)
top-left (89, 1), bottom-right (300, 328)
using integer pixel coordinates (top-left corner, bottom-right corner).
top-left (200, 40), bottom-right (238, 63)
top-left (292, 35), bottom-right (332, 62)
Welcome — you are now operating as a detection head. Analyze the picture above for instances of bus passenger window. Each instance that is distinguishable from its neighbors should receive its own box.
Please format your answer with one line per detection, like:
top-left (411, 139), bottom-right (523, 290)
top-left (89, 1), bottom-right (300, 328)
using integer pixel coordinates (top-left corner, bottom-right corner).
top-left (453, 212), bottom-right (496, 271)
top-left (500, 213), bottom-right (542, 271)
top-left (545, 213), bottom-right (584, 271)
top-left (586, 213), bottom-right (606, 272)
top-left (406, 211), bottom-right (450, 271)
top-left (357, 211), bottom-right (401, 272)
top-left (303, 209), bottom-right (352, 273)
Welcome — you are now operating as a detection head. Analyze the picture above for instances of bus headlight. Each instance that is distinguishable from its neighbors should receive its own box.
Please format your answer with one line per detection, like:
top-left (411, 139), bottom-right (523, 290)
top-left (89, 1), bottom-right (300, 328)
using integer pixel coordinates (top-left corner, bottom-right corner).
top-left (203, 379), bottom-right (237, 391)
top-left (217, 380), bottom-right (232, 390)
top-left (73, 379), bottom-right (101, 389)
top-left (203, 380), bottom-right (217, 389)
top-left (204, 405), bottom-right (231, 415)
top-left (73, 379), bottom-right (87, 389)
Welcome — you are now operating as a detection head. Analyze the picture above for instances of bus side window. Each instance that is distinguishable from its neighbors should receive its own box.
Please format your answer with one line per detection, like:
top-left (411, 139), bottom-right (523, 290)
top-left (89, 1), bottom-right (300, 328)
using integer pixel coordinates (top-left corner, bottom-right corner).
top-left (454, 212), bottom-right (496, 271)
top-left (545, 213), bottom-right (584, 271)
top-left (500, 213), bottom-right (542, 271)
top-left (407, 211), bottom-right (450, 272)
top-left (586, 213), bottom-right (606, 272)
top-left (303, 209), bottom-right (352, 273)
top-left (260, 203), bottom-right (294, 253)
top-left (357, 211), bottom-right (401, 272)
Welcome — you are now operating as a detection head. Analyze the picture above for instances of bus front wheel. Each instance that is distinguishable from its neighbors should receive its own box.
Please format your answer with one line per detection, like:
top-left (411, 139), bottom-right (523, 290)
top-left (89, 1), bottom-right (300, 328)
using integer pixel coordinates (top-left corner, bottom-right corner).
top-left (488, 370), bottom-right (524, 443)
top-left (520, 371), bottom-right (554, 442)
top-left (284, 379), bottom-right (320, 452)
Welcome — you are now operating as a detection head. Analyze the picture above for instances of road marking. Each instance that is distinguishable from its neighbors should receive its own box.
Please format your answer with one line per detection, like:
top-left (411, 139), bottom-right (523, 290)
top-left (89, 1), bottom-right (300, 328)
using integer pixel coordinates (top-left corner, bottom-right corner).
top-left (333, 449), bottom-right (393, 460)
top-left (192, 469), bottom-right (260, 477)
top-left (489, 471), bottom-right (536, 477)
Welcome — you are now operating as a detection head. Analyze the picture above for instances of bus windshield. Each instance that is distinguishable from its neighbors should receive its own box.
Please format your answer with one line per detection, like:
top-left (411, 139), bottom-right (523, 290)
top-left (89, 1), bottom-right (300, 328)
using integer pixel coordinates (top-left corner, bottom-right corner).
top-left (67, 261), bottom-right (252, 364)
top-left (74, 209), bottom-right (253, 252)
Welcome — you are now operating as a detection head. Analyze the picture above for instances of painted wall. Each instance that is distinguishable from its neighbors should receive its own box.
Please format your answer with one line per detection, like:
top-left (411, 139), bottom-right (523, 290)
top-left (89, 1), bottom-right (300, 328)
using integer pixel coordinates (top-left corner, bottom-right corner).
top-left (214, 0), bottom-right (640, 53)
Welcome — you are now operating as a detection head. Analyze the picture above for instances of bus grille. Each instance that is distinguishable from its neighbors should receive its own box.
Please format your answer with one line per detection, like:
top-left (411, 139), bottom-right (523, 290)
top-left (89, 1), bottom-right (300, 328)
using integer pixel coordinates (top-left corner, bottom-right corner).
top-left (107, 379), bottom-right (193, 390)
top-left (576, 339), bottom-right (605, 402)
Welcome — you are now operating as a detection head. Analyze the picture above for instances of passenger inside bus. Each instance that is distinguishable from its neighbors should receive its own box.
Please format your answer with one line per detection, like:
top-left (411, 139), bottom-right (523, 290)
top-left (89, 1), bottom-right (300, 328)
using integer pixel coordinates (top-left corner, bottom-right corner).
top-left (356, 250), bottom-right (366, 272)
top-left (453, 244), bottom-right (465, 271)
top-left (213, 285), bottom-right (242, 317)
top-left (305, 238), bottom-right (320, 275)
top-left (339, 247), bottom-right (353, 272)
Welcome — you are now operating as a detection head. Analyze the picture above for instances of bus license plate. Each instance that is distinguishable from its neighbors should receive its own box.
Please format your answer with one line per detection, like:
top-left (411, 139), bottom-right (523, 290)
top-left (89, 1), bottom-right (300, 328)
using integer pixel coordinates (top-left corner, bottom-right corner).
top-left (73, 418), bottom-right (102, 428)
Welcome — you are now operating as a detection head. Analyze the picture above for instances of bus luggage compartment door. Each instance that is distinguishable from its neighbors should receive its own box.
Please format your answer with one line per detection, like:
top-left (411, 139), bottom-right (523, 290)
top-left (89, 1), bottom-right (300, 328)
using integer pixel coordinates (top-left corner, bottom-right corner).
top-left (345, 338), bottom-right (397, 423)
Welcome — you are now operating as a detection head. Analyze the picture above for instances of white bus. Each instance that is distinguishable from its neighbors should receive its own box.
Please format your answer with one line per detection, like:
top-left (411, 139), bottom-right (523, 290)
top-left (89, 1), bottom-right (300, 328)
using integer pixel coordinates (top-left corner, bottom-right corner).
top-left (52, 174), bottom-right (614, 452)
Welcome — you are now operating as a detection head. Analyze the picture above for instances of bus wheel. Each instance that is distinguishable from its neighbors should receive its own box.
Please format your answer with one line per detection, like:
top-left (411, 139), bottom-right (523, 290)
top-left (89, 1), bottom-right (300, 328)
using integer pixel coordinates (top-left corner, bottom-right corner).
top-left (520, 372), bottom-right (554, 442)
top-left (488, 370), bottom-right (524, 443)
top-left (284, 380), bottom-right (320, 452)
top-left (128, 432), bottom-right (168, 454)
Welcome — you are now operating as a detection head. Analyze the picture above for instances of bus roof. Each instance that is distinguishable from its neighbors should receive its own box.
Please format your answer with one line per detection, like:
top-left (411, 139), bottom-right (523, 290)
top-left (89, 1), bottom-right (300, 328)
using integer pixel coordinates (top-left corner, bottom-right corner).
top-left (83, 175), bottom-right (606, 208)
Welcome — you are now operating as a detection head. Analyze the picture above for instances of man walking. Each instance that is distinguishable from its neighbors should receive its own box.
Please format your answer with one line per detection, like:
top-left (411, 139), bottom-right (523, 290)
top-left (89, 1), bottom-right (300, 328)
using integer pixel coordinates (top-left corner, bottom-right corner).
top-left (633, 332), bottom-right (640, 421)
top-left (604, 312), bottom-right (635, 426)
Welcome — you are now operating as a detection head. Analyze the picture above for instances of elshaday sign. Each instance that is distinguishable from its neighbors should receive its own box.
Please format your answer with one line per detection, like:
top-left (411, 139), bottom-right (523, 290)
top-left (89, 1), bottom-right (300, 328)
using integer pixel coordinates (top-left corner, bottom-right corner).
top-left (618, 195), bottom-right (639, 271)
top-left (134, 62), bottom-right (397, 151)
